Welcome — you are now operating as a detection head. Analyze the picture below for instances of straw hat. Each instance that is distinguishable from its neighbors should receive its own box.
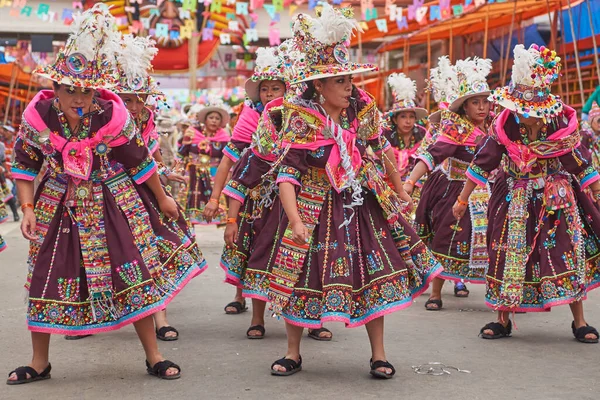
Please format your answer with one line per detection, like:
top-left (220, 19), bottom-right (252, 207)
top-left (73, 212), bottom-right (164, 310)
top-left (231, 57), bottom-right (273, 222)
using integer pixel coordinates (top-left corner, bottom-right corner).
top-left (449, 57), bottom-right (492, 112)
top-left (489, 44), bottom-right (563, 121)
top-left (289, 4), bottom-right (376, 84)
top-left (35, 4), bottom-right (121, 89)
top-left (386, 73), bottom-right (428, 122)
top-left (197, 95), bottom-right (230, 128)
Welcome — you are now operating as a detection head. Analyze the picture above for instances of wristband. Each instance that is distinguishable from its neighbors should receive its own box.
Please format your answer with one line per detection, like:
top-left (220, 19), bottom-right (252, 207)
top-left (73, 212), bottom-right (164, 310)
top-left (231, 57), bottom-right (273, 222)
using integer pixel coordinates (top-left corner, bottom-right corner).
top-left (21, 203), bottom-right (34, 211)
top-left (209, 198), bottom-right (219, 205)
top-left (405, 179), bottom-right (415, 186)
top-left (226, 217), bottom-right (237, 224)
top-left (456, 196), bottom-right (468, 206)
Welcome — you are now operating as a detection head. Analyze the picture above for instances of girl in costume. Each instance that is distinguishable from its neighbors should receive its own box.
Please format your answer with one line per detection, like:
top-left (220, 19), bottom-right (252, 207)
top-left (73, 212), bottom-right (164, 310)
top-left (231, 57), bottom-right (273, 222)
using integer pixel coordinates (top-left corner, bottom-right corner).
top-left (177, 98), bottom-right (230, 225)
top-left (7, 5), bottom-right (205, 384)
top-left (405, 57), bottom-right (493, 310)
top-left (580, 101), bottom-right (600, 170)
top-left (113, 34), bottom-right (190, 342)
top-left (254, 5), bottom-right (442, 378)
top-left (454, 44), bottom-right (600, 342)
top-left (205, 47), bottom-right (287, 316)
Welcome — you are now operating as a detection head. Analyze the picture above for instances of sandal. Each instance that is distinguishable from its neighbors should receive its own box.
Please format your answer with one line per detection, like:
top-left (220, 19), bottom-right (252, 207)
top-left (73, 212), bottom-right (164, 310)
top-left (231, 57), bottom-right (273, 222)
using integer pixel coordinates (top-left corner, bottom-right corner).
top-left (424, 298), bottom-right (443, 311)
top-left (224, 301), bottom-right (247, 315)
top-left (64, 334), bottom-right (93, 340)
top-left (307, 327), bottom-right (333, 341)
top-left (479, 320), bottom-right (512, 339)
top-left (156, 326), bottom-right (179, 342)
top-left (370, 359), bottom-right (396, 379)
top-left (246, 325), bottom-right (265, 339)
top-left (6, 364), bottom-right (51, 385)
top-left (145, 360), bottom-right (181, 380)
top-left (571, 321), bottom-right (599, 344)
top-left (454, 282), bottom-right (470, 298)
top-left (271, 356), bottom-right (302, 376)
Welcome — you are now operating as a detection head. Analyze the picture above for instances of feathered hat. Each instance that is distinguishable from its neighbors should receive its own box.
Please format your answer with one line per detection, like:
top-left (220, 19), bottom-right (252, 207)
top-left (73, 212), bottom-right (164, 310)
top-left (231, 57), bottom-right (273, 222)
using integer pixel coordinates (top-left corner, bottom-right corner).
top-left (244, 46), bottom-right (286, 104)
top-left (386, 73), bottom-right (427, 121)
top-left (35, 4), bottom-right (121, 89)
top-left (589, 101), bottom-right (600, 123)
top-left (449, 57), bottom-right (492, 112)
top-left (114, 34), bottom-right (161, 95)
top-left (290, 3), bottom-right (376, 84)
top-left (427, 56), bottom-right (460, 123)
top-left (490, 44), bottom-right (562, 120)
top-left (197, 94), bottom-right (230, 128)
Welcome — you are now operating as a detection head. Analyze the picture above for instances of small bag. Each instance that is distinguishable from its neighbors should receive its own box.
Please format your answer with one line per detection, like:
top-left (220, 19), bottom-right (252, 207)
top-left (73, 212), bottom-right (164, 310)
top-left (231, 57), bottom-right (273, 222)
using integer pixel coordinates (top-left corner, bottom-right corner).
top-left (544, 174), bottom-right (575, 211)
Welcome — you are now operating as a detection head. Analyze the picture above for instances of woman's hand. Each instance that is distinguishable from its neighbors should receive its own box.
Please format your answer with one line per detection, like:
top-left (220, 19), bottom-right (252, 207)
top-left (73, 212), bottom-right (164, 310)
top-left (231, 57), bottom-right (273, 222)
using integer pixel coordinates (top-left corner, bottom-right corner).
top-left (21, 209), bottom-right (37, 241)
top-left (203, 199), bottom-right (219, 221)
top-left (290, 220), bottom-right (309, 246)
top-left (159, 196), bottom-right (179, 221)
top-left (224, 222), bottom-right (238, 248)
top-left (452, 199), bottom-right (468, 220)
top-left (403, 182), bottom-right (414, 196)
top-left (167, 172), bottom-right (187, 184)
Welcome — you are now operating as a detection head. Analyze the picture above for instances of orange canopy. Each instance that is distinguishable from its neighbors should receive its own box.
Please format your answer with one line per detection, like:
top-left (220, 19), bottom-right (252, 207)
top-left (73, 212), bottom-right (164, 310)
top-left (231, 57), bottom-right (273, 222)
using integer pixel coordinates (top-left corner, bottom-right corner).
top-left (352, 0), bottom-right (571, 52)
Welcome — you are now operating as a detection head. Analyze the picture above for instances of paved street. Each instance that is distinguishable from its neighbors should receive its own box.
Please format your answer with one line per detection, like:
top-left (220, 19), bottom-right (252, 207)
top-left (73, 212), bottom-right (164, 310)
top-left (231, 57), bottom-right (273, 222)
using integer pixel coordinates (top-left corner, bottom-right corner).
top-left (1, 221), bottom-right (599, 400)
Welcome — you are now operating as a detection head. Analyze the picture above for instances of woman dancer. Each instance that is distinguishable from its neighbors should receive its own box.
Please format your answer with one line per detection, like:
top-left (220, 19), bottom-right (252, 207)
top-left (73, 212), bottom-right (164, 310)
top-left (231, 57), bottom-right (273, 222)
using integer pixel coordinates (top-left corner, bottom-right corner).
top-left (7, 6), bottom-right (205, 384)
top-left (405, 57), bottom-right (493, 310)
top-left (205, 47), bottom-right (286, 315)
top-left (250, 5), bottom-right (441, 378)
top-left (454, 44), bottom-right (600, 342)
top-left (178, 98), bottom-right (230, 224)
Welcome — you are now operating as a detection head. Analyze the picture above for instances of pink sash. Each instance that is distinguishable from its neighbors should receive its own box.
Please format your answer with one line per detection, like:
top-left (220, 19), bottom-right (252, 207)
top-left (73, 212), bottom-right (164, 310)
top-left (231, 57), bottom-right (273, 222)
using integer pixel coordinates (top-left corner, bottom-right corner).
top-left (231, 104), bottom-right (259, 144)
top-left (191, 127), bottom-right (230, 145)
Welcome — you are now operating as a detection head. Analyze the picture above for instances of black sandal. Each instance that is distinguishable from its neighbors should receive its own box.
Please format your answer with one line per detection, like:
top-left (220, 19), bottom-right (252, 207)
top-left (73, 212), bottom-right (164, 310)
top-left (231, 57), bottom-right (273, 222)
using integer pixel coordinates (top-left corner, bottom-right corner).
top-left (156, 326), bottom-right (179, 341)
top-left (64, 334), bottom-right (93, 340)
top-left (480, 320), bottom-right (512, 339)
top-left (370, 359), bottom-right (396, 379)
top-left (6, 364), bottom-right (51, 385)
top-left (224, 301), bottom-right (247, 315)
top-left (145, 360), bottom-right (181, 380)
top-left (424, 298), bottom-right (443, 311)
top-left (454, 282), bottom-right (470, 298)
top-left (271, 356), bottom-right (302, 376)
top-left (307, 327), bottom-right (333, 341)
top-left (246, 325), bottom-right (265, 339)
top-left (571, 321), bottom-right (599, 344)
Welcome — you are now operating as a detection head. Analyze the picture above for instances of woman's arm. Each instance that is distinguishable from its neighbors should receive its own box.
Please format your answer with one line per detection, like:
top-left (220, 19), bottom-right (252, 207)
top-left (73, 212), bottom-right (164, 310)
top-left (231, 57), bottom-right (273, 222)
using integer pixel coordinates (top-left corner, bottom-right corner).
top-left (204, 156), bottom-right (235, 220)
top-left (279, 182), bottom-right (308, 245)
top-left (16, 179), bottom-right (36, 240)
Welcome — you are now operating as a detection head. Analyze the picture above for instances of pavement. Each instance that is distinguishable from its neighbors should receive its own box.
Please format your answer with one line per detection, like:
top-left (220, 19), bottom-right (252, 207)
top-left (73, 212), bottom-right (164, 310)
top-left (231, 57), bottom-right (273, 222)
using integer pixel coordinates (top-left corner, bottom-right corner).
top-left (1, 221), bottom-right (600, 400)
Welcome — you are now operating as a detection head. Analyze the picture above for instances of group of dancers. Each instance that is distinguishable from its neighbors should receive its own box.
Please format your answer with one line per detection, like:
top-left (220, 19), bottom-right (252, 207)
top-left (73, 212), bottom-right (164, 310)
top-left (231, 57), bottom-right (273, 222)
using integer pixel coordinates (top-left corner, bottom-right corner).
top-left (5, 3), bottom-right (600, 385)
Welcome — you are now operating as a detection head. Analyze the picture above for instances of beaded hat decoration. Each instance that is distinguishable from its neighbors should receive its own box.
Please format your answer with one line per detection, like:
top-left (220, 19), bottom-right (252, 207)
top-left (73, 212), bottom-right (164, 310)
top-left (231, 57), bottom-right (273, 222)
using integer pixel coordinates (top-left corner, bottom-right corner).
top-left (197, 94), bottom-right (231, 128)
top-left (245, 47), bottom-right (287, 104)
top-left (449, 57), bottom-right (492, 112)
top-left (114, 34), bottom-right (162, 96)
top-left (589, 101), bottom-right (600, 123)
top-left (490, 44), bottom-right (563, 121)
top-left (386, 73), bottom-right (428, 121)
top-left (427, 55), bottom-right (460, 123)
top-left (35, 4), bottom-right (121, 89)
top-left (289, 3), bottom-right (376, 84)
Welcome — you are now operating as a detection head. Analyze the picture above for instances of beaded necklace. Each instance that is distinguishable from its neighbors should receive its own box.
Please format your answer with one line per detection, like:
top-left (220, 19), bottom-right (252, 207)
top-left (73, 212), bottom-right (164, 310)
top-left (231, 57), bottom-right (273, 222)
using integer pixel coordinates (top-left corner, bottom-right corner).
top-left (53, 99), bottom-right (98, 141)
top-left (397, 130), bottom-right (416, 150)
top-left (340, 108), bottom-right (350, 130)
top-left (519, 123), bottom-right (548, 145)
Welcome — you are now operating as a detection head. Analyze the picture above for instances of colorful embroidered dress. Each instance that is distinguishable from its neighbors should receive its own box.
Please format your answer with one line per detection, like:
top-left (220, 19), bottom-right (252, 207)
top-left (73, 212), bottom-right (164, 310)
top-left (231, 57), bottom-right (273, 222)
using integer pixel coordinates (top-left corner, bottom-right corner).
top-left (11, 90), bottom-right (206, 335)
top-left (238, 91), bottom-right (442, 328)
top-left (178, 127), bottom-right (230, 225)
top-left (220, 98), bottom-right (284, 290)
top-left (383, 124), bottom-right (427, 181)
top-left (415, 110), bottom-right (489, 283)
top-left (466, 107), bottom-right (600, 311)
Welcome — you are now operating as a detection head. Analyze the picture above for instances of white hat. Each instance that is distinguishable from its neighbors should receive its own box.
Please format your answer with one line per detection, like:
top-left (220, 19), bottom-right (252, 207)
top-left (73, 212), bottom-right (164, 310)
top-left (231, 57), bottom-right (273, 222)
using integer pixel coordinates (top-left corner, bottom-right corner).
top-left (244, 46), bottom-right (285, 104)
top-left (449, 57), bottom-right (492, 112)
top-left (386, 73), bottom-right (428, 121)
top-left (427, 56), bottom-right (459, 123)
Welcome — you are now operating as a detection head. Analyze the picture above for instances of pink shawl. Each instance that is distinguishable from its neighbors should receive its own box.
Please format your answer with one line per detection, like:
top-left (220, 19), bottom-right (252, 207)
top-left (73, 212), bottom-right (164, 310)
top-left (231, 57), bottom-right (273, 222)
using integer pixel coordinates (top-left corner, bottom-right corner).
top-left (23, 89), bottom-right (130, 182)
top-left (494, 106), bottom-right (580, 173)
top-left (190, 127), bottom-right (230, 145)
top-left (231, 104), bottom-right (259, 144)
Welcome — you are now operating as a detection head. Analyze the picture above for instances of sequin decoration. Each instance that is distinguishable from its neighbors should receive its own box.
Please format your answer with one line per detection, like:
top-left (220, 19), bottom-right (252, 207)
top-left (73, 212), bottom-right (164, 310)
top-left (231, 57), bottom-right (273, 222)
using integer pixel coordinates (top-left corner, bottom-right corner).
top-left (66, 53), bottom-right (87, 75)
top-left (333, 44), bottom-right (349, 64)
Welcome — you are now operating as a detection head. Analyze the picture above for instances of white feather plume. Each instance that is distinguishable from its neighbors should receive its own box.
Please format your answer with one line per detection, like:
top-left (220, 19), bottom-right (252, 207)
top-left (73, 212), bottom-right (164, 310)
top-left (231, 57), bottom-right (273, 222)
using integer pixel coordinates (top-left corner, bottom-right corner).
top-left (309, 3), bottom-right (358, 45)
top-left (511, 44), bottom-right (538, 86)
top-left (67, 3), bottom-right (120, 65)
top-left (430, 56), bottom-right (459, 103)
top-left (387, 73), bottom-right (416, 103)
top-left (117, 34), bottom-right (158, 81)
top-left (255, 47), bottom-right (280, 71)
top-left (455, 57), bottom-right (492, 86)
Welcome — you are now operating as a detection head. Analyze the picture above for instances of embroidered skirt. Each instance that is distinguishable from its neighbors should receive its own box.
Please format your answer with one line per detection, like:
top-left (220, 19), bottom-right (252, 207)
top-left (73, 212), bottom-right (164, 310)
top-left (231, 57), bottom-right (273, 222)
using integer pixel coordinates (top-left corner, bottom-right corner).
top-left (179, 161), bottom-right (227, 225)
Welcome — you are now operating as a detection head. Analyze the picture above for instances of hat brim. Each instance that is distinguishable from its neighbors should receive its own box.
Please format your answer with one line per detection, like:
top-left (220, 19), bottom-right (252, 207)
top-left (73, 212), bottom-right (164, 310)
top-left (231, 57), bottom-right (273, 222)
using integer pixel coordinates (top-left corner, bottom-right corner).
top-left (491, 87), bottom-right (564, 119)
top-left (449, 92), bottom-right (491, 112)
top-left (36, 68), bottom-right (116, 90)
top-left (244, 78), bottom-right (260, 104)
top-left (291, 64), bottom-right (377, 85)
top-left (388, 106), bottom-right (428, 122)
top-left (197, 106), bottom-right (230, 127)
top-left (428, 110), bottom-right (442, 124)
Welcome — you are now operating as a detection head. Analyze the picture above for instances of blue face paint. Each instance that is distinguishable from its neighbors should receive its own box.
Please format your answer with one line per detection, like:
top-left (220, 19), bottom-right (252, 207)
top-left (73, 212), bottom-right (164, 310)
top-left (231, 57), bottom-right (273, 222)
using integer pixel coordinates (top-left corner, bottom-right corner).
top-left (77, 108), bottom-right (83, 117)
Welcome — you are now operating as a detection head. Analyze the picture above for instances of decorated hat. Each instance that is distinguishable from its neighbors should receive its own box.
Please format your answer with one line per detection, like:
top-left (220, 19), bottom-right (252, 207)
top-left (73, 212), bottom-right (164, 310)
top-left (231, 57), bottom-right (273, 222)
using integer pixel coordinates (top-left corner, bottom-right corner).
top-left (449, 57), bottom-right (492, 112)
top-left (114, 34), bottom-right (162, 96)
top-left (245, 47), bottom-right (286, 104)
top-left (197, 95), bottom-right (230, 128)
top-left (386, 73), bottom-right (428, 121)
top-left (35, 4), bottom-right (121, 89)
top-left (427, 56), bottom-right (459, 124)
top-left (490, 44), bottom-right (562, 120)
top-left (290, 3), bottom-right (376, 84)
top-left (589, 101), bottom-right (600, 123)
